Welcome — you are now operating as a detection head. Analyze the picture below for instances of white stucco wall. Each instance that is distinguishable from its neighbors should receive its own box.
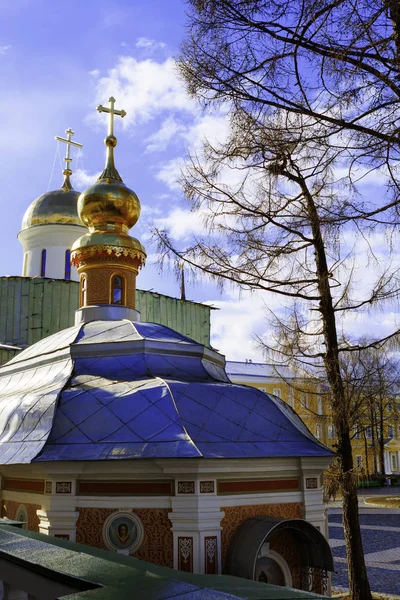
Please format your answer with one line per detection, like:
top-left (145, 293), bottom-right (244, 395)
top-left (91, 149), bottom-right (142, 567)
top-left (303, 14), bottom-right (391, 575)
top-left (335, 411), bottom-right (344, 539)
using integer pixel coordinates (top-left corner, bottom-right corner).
top-left (18, 224), bottom-right (86, 282)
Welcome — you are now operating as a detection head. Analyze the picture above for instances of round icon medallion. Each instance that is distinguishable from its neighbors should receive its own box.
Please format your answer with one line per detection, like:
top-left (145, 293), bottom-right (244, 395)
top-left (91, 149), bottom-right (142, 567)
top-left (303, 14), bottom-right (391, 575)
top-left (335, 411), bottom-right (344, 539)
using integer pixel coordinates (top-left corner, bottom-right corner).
top-left (102, 511), bottom-right (144, 553)
top-left (15, 504), bottom-right (28, 529)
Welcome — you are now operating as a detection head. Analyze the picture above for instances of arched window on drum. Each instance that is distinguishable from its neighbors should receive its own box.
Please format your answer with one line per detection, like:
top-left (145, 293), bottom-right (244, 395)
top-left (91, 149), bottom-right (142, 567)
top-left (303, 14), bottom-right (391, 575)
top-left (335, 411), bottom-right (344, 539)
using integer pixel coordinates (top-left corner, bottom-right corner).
top-left (40, 249), bottom-right (46, 277)
top-left (81, 276), bottom-right (87, 307)
top-left (111, 275), bottom-right (125, 305)
top-left (65, 250), bottom-right (71, 280)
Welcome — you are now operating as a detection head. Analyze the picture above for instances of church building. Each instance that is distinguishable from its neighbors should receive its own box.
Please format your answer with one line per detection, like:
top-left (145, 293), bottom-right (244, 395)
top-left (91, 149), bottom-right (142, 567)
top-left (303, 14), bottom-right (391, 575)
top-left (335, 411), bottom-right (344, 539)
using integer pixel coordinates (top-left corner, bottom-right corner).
top-left (0, 129), bottom-right (211, 366)
top-left (0, 98), bottom-right (334, 595)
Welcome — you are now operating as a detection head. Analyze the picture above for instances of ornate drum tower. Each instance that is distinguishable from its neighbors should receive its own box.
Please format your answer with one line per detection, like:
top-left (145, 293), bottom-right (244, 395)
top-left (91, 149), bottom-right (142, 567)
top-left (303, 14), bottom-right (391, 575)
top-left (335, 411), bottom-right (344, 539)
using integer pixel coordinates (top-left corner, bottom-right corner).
top-left (71, 97), bottom-right (146, 323)
top-left (18, 129), bottom-right (85, 281)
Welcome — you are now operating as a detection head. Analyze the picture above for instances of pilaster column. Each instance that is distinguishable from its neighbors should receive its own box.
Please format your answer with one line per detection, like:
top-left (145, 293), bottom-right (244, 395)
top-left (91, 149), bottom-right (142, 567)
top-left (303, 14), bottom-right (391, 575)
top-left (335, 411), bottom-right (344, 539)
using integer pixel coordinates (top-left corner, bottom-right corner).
top-left (37, 479), bottom-right (79, 541)
top-left (168, 479), bottom-right (224, 574)
top-left (300, 459), bottom-right (327, 536)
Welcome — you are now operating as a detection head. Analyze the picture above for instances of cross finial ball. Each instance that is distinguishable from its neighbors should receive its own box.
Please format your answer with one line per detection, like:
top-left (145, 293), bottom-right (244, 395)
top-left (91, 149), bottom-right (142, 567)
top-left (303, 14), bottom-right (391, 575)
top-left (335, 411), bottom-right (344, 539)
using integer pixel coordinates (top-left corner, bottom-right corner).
top-left (55, 128), bottom-right (83, 173)
top-left (96, 96), bottom-right (127, 138)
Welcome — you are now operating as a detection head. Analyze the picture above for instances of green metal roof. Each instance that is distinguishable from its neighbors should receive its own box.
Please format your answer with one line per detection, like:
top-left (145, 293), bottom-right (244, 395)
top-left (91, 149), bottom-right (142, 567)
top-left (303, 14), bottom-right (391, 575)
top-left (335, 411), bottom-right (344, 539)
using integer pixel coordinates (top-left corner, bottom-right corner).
top-left (0, 525), bottom-right (331, 599)
top-left (0, 277), bottom-right (212, 363)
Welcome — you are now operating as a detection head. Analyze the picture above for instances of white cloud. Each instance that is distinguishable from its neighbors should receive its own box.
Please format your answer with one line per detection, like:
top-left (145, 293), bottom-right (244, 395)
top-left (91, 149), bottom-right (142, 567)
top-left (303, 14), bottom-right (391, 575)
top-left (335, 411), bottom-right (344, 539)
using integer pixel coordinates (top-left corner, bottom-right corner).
top-left (140, 204), bottom-right (163, 218)
top-left (0, 45), bottom-right (11, 55)
top-left (91, 54), bottom-right (229, 156)
top-left (155, 157), bottom-right (185, 191)
top-left (88, 51), bottom-right (400, 358)
top-left (209, 289), bottom-right (284, 361)
top-left (152, 206), bottom-right (207, 240)
top-left (145, 116), bottom-right (184, 152)
top-left (135, 37), bottom-right (166, 52)
top-left (182, 112), bottom-right (230, 148)
top-left (73, 168), bottom-right (100, 189)
top-left (92, 56), bottom-right (197, 128)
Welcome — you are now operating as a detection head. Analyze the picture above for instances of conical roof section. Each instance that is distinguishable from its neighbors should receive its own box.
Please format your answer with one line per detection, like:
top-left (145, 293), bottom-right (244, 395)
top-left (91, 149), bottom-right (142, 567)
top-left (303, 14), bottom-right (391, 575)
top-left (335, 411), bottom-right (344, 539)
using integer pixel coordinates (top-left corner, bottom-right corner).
top-left (0, 320), bottom-right (333, 464)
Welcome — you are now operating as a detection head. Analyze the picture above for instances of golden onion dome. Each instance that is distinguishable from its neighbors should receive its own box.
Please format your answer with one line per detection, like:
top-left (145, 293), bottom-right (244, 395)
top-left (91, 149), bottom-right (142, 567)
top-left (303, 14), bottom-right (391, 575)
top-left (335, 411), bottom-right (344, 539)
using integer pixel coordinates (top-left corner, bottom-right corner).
top-left (71, 231), bottom-right (146, 254)
top-left (77, 134), bottom-right (141, 234)
top-left (21, 174), bottom-right (83, 231)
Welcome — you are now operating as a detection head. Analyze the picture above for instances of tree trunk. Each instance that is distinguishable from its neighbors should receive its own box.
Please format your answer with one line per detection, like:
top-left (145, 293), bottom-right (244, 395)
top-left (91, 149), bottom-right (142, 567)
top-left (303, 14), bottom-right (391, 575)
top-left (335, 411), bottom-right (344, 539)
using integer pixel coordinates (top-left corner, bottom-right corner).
top-left (363, 432), bottom-right (370, 479)
top-left (380, 403), bottom-right (385, 476)
top-left (370, 413), bottom-right (378, 474)
top-left (341, 431), bottom-right (372, 599)
top-left (299, 177), bottom-right (372, 600)
top-left (385, 0), bottom-right (400, 73)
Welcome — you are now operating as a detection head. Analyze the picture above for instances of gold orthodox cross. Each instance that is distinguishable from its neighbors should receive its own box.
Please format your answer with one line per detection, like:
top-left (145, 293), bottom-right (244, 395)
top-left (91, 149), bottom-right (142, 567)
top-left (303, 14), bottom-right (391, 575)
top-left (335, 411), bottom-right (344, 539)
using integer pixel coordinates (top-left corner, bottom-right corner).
top-left (97, 97), bottom-right (127, 137)
top-left (55, 128), bottom-right (83, 172)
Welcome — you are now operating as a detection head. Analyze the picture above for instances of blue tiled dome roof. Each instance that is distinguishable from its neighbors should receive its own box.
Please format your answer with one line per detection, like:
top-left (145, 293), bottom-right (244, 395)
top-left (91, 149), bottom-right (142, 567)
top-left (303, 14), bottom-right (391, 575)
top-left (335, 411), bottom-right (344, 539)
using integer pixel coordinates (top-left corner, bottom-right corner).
top-left (0, 320), bottom-right (333, 464)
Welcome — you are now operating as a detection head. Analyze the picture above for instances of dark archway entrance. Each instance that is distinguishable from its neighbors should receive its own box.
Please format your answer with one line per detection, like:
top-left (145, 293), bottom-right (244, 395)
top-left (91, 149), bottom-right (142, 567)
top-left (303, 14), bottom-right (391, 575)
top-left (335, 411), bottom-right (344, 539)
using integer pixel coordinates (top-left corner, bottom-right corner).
top-left (225, 517), bottom-right (334, 595)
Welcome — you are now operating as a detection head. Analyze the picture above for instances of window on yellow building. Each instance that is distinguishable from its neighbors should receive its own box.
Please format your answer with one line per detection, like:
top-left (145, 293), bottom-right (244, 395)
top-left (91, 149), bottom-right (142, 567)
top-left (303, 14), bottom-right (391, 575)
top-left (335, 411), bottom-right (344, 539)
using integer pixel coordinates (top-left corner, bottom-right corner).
top-left (328, 425), bottom-right (336, 439)
top-left (315, 424), bottom-right (321, 439)
top-left (388, 401), bottom-right (393, 412)
top-left (317, 396), bottom-right (322, 415)
top-left (354, 426), bottom-right (361, 440)
top-left (288, 389), bottom-right (294, 408)
top-left (356, 455), bottom-right (362, 468)
top-left (388, 425), bottom-right (394, 439)
top-left (273, 388), bottom-right (281, 398)
top-left (366, 427), bottom-right (372, 440)
top-left (301, 393), bottom-right (308, 409)
top-left (391, 453), bottom-right (397, 471)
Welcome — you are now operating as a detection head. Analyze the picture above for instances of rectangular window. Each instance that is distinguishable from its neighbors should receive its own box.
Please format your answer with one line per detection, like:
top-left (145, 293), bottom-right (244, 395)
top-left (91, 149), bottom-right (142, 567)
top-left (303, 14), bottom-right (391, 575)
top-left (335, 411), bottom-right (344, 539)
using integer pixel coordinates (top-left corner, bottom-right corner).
top-left (272, 388), bottom-right (281, 398)
top-left (112, 275), bottom-right (124, 305)
top-left (356, 455), bottom-right (363, 469)
top-left (317, 396), bottom-right (323, 415)
top-left (366, 427), bottom-right (372, 440)
top-left (81, 276), bottom-right (87, 307)
top-left (302, 393), bottom-right (309, 409)
top-left (65, 249), bottom-right (71, 280)
top-left (288, 389), bottom-right (294, 408)
top-left (328, 424), bottom-right (336, 440)
top-left (388, 401), bottom-right (393, 412)
top-left (392, 454), bottom-right (397, 470)
top-left (40, 249), bottom-right (46, 278)
top-left (315, 424), bottom-right (321, 439)
top-left (354, 426), bottom-right (361, 440)
top-left (388, 425), bottom-right (394, 439)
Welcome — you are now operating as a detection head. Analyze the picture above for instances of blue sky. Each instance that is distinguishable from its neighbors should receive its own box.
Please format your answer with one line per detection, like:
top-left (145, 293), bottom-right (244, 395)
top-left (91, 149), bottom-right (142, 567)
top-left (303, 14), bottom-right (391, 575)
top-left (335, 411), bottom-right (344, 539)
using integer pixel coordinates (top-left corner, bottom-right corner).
top-left (0, 0), bottom-right (271, 360)
top-left (1, 0), bottom-right (398, 361)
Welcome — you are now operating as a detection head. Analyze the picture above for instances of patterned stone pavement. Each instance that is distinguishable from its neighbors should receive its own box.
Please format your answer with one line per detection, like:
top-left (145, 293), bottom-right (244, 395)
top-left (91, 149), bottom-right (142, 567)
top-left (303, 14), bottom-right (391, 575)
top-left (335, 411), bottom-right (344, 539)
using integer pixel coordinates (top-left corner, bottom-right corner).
top-left (329, 504), bottom-right (400, 595)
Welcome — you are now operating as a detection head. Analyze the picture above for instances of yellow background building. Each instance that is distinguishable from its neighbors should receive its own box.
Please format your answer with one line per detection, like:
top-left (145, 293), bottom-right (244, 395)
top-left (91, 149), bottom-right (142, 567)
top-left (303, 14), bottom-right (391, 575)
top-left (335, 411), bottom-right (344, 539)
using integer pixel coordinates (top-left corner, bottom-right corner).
top-left (226, 361), bottom-right (400, 479)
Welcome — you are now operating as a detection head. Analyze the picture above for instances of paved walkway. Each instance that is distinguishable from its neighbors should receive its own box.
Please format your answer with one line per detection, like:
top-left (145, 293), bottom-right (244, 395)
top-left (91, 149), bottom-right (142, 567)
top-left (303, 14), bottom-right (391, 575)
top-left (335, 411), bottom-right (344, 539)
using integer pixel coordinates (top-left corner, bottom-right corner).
top-left (329, 489), bottom-right (400, 595)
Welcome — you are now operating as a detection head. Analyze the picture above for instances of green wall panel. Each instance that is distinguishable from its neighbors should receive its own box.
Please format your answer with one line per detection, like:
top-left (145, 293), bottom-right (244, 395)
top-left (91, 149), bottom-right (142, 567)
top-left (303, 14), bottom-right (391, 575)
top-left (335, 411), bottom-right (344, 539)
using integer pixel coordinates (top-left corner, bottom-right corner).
top-left (0, 277), bottom-right (211, 364)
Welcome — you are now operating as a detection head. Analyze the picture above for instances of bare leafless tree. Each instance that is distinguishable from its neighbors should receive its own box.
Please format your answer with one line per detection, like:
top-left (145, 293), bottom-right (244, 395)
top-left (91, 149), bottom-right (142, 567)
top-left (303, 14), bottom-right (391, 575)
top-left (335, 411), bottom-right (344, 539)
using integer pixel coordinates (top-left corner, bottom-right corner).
top-left (347, 346), bottom-right (400, 476)
top-left (154, 2), bottom-right (400, 598)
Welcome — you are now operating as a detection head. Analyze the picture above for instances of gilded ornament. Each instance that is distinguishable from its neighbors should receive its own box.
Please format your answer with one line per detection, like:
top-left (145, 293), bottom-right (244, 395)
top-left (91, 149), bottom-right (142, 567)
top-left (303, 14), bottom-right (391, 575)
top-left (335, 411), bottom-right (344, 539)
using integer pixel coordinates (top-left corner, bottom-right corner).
top-left (77, 97), bottom-right (143, 235)
top-left (71, 244), bottom-right (146, 267)
top-left (21, 128), bottom-right (84, 231)
top-left (72, 97), bottom-right (146, 311)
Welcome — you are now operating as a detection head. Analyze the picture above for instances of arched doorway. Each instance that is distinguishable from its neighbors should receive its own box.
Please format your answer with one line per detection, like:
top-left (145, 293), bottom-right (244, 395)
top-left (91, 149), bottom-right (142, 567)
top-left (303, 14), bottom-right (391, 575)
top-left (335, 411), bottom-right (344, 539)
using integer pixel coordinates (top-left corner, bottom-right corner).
top-left (255, 543), bottom-right (292, 586)
top-left (225, 517), bottom-right (334, 595)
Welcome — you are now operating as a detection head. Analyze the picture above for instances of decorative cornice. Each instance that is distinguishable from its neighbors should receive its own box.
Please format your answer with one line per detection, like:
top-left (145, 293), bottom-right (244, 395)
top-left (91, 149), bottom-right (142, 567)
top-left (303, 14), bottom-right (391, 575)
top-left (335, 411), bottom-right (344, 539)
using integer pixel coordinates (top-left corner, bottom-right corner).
top-left (71, 245), bottom-right (146, 267)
